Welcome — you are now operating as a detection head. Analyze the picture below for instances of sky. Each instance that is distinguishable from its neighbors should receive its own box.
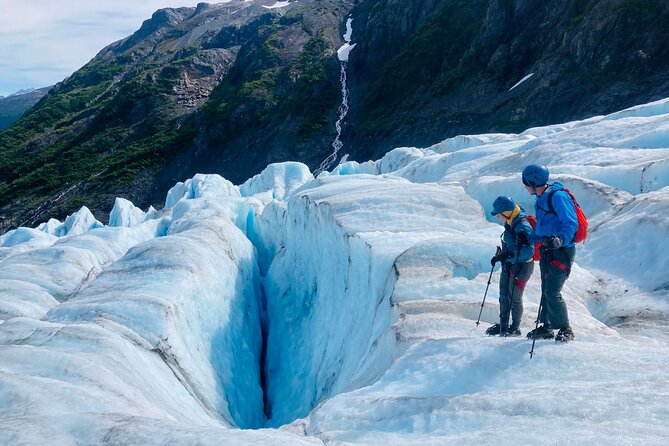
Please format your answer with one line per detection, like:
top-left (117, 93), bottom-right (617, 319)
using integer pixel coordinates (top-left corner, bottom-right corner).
top-left (0, 0), bottom-right (216, 97)
top-left (1, 96), bottom-right (668, 444)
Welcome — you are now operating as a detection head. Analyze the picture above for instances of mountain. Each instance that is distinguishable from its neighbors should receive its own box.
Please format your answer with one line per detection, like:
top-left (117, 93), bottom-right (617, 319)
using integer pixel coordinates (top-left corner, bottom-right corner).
top-left (0, 0), bottom-right (350, 233)
top-left (1, 97), bottom-right (668, 444)
top-left (347, 0), bottom-right (669, 156)
top-left (1, 0), bottom-right (669, 234)
top-left (0, 86), bottom-right (50, 130)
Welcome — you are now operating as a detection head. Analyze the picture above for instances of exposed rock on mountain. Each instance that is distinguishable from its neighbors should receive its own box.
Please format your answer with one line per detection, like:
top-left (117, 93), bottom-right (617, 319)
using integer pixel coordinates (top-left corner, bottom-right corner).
top-left (346, 0), bottom-right (669, 158)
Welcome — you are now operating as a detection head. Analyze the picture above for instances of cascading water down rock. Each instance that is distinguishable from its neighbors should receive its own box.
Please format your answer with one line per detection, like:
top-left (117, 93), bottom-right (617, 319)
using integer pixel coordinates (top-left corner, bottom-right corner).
top-left (314, 15), bottom-right (356, 176)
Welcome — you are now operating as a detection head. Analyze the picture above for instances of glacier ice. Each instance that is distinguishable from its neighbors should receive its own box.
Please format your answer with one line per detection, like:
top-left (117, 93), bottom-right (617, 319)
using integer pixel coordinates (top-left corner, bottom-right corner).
top-left (1, 97), bottom-right (669, 444)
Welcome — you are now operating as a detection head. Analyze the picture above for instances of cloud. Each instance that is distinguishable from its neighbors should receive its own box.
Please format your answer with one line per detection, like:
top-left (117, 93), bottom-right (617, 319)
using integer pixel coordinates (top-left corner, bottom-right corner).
top-left (0, 0), bottom-right (218, 97)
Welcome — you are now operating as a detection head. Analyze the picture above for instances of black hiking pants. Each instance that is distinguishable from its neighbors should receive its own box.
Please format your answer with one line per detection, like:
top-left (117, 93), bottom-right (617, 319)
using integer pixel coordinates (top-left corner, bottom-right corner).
top-left (499, 261), bottom-right (534, 330)
top-left (539, 246), bottom-right (576, 330)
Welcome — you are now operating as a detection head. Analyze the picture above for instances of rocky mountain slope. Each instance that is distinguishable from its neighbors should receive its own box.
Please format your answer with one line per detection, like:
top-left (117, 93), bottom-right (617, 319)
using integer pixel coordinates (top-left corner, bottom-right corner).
top-left (0, 87), bottom-right (50, 130)
top-left (347, 0), bottom-right (669, 157)
top-left (1, 0), bottom-right (668, 233)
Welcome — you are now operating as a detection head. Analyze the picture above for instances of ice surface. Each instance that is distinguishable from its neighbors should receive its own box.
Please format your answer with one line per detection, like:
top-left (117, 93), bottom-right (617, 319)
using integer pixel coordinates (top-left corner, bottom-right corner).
top-left (0, 220), bottom-right (164, 320)
top-left (1, 98), bottom-right (669, 444)
top-left (108, 197), bottom-right (148, 227)
top-left (240, 162), bottom-right (313, 203)
top-left (0, 227), bottom-right (58, 258)
top-left (46, 214), bottom-right (265, 429)
top-left (256, 175), bottom-right (494, 426)
top-left (54, 206), bottom-right (104, 236)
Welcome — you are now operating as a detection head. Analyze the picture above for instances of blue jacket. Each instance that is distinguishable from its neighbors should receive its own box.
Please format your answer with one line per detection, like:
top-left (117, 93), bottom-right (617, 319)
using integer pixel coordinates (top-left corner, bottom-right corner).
top-left (530, 182), bottom-right (578, 247)
top-left (502, 207), bottom-right (535, 264)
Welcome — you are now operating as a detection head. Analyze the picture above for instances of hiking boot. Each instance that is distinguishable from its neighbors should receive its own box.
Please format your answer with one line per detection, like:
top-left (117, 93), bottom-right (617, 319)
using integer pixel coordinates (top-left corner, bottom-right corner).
top-left (526, 324), bottom-right (554, 340)
top-left (506, 327), bottom-right (522, 337)
top-left (485, 323), bottom-right (507, 336)
top-left (555, 326), bottom-right (575, 342)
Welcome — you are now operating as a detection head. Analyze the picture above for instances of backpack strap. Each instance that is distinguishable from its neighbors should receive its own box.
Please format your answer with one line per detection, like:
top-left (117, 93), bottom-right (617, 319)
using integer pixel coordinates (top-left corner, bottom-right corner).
top-left (546, 189), bottom-right (557, 215)
top-left (509, 215), bottom-right (530, 244)
top-left (547, 188), bottom-right (577, 215)
top-left (510, 217), bottom-right (529, 235)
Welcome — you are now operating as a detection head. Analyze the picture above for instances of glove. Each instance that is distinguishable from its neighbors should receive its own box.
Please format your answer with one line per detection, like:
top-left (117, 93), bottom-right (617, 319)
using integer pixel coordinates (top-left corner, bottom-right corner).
top-left (542, 235), bottom-right (563, 250)
top-left (490, 251), bottom-right (512, 266)
top-left (516, 231), bottom-right (529, 246)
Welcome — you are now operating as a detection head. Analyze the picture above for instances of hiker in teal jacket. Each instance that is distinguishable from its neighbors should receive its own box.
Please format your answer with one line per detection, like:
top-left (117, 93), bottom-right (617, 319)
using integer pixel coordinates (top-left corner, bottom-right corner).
top-left (487, 196), bottom-right (535, 337)
top-left (522, 164), bottom-right (576, 342)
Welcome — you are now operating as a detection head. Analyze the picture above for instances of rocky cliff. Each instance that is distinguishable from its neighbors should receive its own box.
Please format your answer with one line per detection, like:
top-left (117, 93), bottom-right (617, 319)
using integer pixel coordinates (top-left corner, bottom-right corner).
top-left (346, 0), bottom-right (669, 158)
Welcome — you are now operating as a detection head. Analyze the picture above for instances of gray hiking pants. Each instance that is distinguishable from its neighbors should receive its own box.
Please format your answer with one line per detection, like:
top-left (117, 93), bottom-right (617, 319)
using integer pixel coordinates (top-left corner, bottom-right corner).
top-left (539, 246), bottom-right (575, 330)
top-left (499, 261), bottom-right (534, 330)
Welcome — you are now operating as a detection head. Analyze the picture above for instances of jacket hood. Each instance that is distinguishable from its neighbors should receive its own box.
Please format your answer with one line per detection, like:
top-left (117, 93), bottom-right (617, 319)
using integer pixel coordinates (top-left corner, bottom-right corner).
top-left (547, 181), bottom-right (565, 193)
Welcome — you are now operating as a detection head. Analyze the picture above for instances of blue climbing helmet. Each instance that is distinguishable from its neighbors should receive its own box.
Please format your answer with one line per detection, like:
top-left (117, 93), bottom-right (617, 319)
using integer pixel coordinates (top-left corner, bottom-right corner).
top-left (491, 196), bottom-right (516, 216)
top-left (522, 164), bottom-right (549, 187)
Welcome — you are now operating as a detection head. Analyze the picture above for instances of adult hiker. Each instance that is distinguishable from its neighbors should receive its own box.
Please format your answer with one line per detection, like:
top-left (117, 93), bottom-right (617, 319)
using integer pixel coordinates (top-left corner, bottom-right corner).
top-left (486, 196), bottom-right (535, 337)
top-left (522, 164), bottom-right (577, 342)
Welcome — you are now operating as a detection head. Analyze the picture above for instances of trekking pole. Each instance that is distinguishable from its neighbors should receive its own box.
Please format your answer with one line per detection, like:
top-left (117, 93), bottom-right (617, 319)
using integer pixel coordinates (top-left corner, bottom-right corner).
top-left (529, 293), bottom-right (544, 359)
top-left (476, 246), bottom-right (501, 326)
top-left (501, 275), bottom-right (512, 336)
top-left (501, 243), bottom-right (522, 336)
top-left (504, 241), bottom-right (523, 336)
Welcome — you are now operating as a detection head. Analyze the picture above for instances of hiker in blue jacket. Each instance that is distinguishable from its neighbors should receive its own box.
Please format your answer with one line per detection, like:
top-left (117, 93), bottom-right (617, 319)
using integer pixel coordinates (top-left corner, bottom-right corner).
top-left (522, 164), bottom-right (577, 342)
top-left (487, 196), bottom-right (535, 337)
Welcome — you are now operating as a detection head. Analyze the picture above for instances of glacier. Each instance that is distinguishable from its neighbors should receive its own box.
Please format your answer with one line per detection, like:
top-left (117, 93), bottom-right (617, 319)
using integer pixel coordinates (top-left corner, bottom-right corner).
top-left (1, 98), bottom-right (669, 445)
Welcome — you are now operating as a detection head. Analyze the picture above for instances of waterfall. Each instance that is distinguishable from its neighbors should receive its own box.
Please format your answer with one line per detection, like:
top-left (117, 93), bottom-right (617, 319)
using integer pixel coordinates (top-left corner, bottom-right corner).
top-left (314, 16), bottom-right (356, 176)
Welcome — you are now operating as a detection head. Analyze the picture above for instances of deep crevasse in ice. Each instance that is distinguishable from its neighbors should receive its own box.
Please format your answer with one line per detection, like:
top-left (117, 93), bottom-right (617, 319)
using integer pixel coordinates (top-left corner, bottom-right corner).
top-left (249, 174), bottom-right (493, 425)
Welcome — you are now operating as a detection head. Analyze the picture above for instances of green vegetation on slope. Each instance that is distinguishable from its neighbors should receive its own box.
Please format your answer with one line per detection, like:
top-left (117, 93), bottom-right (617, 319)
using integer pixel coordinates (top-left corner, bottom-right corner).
top-left (0, 51), bottom-right (192, 217)
top-left (0, 5), bottom-right (343, 228)
top-left (202, 17), bottom-right (338, 153)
